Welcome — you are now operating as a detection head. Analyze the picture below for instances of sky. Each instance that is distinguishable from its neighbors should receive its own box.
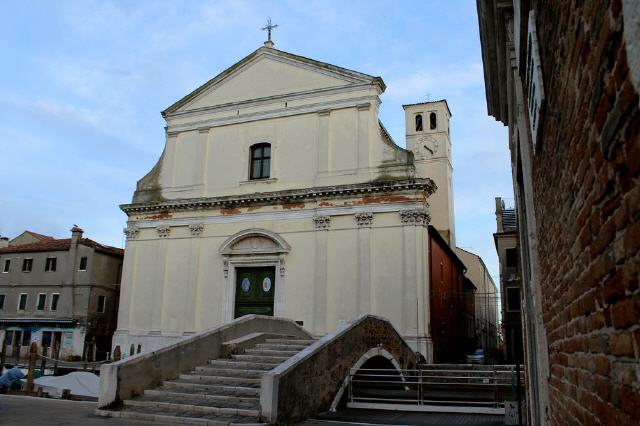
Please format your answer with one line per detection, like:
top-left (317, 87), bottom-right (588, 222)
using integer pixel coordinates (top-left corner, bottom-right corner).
top-left (0, 0), bottom-right (511, 285)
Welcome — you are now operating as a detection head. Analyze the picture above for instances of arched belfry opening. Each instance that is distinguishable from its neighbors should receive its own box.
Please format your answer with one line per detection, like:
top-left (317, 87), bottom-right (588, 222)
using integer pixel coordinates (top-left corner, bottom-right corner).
top-left (219, 229), bottom-right (290, 321)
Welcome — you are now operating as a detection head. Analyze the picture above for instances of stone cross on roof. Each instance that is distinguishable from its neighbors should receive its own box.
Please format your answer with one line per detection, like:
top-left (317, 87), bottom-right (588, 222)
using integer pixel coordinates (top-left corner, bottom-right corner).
top-left (262, 18), bottom-right (278, 47)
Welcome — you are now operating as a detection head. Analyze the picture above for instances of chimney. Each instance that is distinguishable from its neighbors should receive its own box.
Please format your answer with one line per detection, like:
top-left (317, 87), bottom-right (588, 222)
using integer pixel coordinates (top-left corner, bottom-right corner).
top-left (71, 225), bottom-right (84, 245)
top-left (0, 237), bottom-right (8, 248)
top-left (495, 197), bottom-right (504, 232)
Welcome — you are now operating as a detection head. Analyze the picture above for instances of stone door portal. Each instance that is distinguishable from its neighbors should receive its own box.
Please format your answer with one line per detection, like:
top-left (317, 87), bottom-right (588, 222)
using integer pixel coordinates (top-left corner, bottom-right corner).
top-left (234, 267), bottom-right (276, 318)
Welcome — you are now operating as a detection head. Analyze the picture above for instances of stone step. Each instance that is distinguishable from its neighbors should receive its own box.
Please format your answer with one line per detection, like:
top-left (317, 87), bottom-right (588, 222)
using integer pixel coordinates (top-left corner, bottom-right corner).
top-left (231, 354), bottom-right (289, 363)
top-left (254, 343), bottom-right (310, 351)
top-left (162, 380), bottom-right (260, 396)
top-left (96, 406), bottom-right (265, 426)
top-left (243, 348), bottom-right (300, 357)
top-left (194, 366), bottom-right (265, 378)
top-left (179, 374), bottom-right (261, 387)
top-left (124, 398), bottom-right (260, 418)
top-left (144, 389), bottom-right (260, 407)
top-left (209, 359), bottom-right (278, 370)
top-left (264, 338), bottom-right (315, 345)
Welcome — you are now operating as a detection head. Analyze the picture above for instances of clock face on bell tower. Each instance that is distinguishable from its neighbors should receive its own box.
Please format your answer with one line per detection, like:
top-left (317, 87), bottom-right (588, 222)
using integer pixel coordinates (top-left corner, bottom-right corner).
top-left (419, 135), bottom-right (439, 158)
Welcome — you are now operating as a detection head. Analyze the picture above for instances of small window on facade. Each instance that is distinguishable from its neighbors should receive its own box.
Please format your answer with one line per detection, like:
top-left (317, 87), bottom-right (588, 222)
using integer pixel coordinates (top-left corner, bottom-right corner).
top-left (2, 259), bottom-right (9, 273)
top-left (429, 112), bottom-right (437, 130)
top-left (37, 294), bottom-right (46, 311)
top-left (18, 293), bottom-right (27, 311)
top-left (45, 257), bottom-right (57, 272)
top-left (42, 331), bottom-right (52, 347)
top-left (79, 256), bottom-right (88, 271)
top-left (22, 258), bottom-right (33, 272)
top-left (22, 330), bottom-right (31, 346)
top-left (506, 287), bottom-right (521, 312)
top-left (97, 295), bottom-right (106, 313)
top-left (50, 293), bottom-right (59, 311)
top-left (415, 114), bottom-right (423, 131)
top-left (506, 248), bottom-right (518, 268)
top-left (249, 143), bottom-right (271, 180)
top-left (0, 294), bottom-right (4, 310)
top-left (5, 331), bottom-right (13, 346)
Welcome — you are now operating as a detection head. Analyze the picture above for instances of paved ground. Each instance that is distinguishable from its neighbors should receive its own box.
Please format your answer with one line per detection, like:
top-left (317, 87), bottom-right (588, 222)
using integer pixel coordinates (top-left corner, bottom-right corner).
top-left (0, 395), bottom-right (157, 426)
top-left (0, 395), bottom-right (505, 425)
top-left (302, 408), bottom-right (504, 426)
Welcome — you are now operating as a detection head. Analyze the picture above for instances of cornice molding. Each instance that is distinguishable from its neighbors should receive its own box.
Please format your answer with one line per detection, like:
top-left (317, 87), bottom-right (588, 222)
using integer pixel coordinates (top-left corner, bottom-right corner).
top-left (121, 179), bottom-right (435, 216)
top-left (167, 95), bottom-right (379, 134)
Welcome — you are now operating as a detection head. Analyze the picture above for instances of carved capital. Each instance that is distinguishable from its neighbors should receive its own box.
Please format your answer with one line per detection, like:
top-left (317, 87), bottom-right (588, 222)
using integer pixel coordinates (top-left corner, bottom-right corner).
top-left (313, 215), bottom-right (331, 230)
top-left (156, 225), bottom-right (171, 238)
top-left (279, 256), bottom-right (286, 276)
top-left (123, 225), bottom-right (139, 240)
top-left (223, 258), bottom-right (229, 278)
top-left (355, 212), bottom-right (373, 227)
top-left (189, 223), bottom-right (205, 237)
top-left (399, 209), bottom-right (431, 226)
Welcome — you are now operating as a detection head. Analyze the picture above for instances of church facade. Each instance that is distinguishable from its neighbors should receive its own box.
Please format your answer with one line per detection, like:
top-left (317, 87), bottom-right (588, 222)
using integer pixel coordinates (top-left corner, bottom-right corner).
top-left (114, 43), bottom-right (456, 361)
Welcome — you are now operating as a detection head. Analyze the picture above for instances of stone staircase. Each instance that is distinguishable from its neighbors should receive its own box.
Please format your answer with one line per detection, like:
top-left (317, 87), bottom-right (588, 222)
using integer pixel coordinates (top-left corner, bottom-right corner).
top-left (97, 336), bottom-right (316, 425)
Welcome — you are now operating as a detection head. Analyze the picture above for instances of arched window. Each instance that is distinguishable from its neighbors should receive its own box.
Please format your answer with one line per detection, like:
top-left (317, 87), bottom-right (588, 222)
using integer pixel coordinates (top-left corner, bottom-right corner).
top-left (415, 114), bottom-right (423, 131)
top-left (250, 143), bottom-right (271, 179)
top-left (429, 112), bottom-right (437, 130)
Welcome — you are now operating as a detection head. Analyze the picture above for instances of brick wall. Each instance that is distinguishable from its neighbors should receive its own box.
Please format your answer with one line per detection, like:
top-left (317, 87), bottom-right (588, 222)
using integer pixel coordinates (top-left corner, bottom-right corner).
top-left (533, 1), bottom-right (639, 424)
top-left (428, 227), bottom-right (473, 362)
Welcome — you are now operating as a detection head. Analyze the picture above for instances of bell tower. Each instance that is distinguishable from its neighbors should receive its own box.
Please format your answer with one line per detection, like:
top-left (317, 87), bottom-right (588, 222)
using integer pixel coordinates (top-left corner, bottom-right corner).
top-left (404, 100), bottom-right (455, 245)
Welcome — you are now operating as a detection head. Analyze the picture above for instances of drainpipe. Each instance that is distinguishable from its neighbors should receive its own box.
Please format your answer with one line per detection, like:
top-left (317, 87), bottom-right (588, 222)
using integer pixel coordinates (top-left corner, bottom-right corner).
top-left (69, 225), bottom-right (83, 326)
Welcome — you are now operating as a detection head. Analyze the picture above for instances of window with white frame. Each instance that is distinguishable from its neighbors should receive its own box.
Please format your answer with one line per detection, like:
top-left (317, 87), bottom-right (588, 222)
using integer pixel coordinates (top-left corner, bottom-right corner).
top-left (50, 293), bottom-right (60, 311)
top-left (97, 295), bottom-right (106, 313)
top-left (36, 293), bottom-right (46, 311)
top-left (2, 259), bottom-right (9, 273)
top-left (18, 293), bottom-right (28, 311)
top-left (45, 257), bottom-right (57, 272)
top-left (79, 256), bottom-right (88, 271)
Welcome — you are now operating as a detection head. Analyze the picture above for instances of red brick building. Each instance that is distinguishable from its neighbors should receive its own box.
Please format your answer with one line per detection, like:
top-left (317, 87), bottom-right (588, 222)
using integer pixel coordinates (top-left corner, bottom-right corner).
top-left (428, 226), bottom-right (476, 363)
top-left (478, 1), bottom-right (639, 425)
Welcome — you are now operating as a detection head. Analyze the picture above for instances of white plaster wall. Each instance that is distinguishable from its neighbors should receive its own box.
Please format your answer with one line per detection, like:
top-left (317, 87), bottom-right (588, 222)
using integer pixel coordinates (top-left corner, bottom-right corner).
top-left (115, 206), bottom-right (432, 358)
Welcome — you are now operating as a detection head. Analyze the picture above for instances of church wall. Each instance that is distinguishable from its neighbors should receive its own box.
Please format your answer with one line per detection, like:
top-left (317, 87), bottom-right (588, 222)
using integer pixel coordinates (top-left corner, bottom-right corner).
top-left (127, 237), bottom-right (165, 334)
top-left (194, 236), bottom-right (226, 330)
top-left (155, 104), bottom-right (396, 203)
top-left (115, 203), bottom-right (433, 359)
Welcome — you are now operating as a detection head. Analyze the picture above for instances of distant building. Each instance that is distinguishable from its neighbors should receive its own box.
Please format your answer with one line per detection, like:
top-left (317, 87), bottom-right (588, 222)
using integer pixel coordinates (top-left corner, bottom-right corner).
top-left (454, 247), bottom-right (499, 355)
top-left (494, 197), bottom-right (522, 363)
top-left (0, 227), bottom-right (123, 361)
top-left (428, 226), bottom-right (475, 363)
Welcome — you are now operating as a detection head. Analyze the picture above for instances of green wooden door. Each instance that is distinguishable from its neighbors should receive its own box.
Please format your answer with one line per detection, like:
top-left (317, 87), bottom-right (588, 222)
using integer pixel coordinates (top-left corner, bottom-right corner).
top-left (234, 267), bottom-right (275, 318)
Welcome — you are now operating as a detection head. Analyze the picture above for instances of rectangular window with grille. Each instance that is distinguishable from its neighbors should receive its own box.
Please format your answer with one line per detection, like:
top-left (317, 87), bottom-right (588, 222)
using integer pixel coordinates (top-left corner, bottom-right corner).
top-left (250, 144), bottom-right (271, 179)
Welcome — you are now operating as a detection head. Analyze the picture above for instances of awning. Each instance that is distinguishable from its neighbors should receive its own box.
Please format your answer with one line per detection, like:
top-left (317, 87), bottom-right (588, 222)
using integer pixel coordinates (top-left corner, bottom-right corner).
top-left (0, 318), bottom-right (78, 327)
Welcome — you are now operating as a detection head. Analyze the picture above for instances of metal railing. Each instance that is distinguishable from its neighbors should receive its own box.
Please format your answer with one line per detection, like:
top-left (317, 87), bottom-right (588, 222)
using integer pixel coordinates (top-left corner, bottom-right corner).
top-left (347, 365), bottom-right (525, 409)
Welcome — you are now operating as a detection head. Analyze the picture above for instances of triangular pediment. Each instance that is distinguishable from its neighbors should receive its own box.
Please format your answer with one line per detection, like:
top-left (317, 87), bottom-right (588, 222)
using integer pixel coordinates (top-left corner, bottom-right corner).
top-left (163, 47), bottom-right (385, 115)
